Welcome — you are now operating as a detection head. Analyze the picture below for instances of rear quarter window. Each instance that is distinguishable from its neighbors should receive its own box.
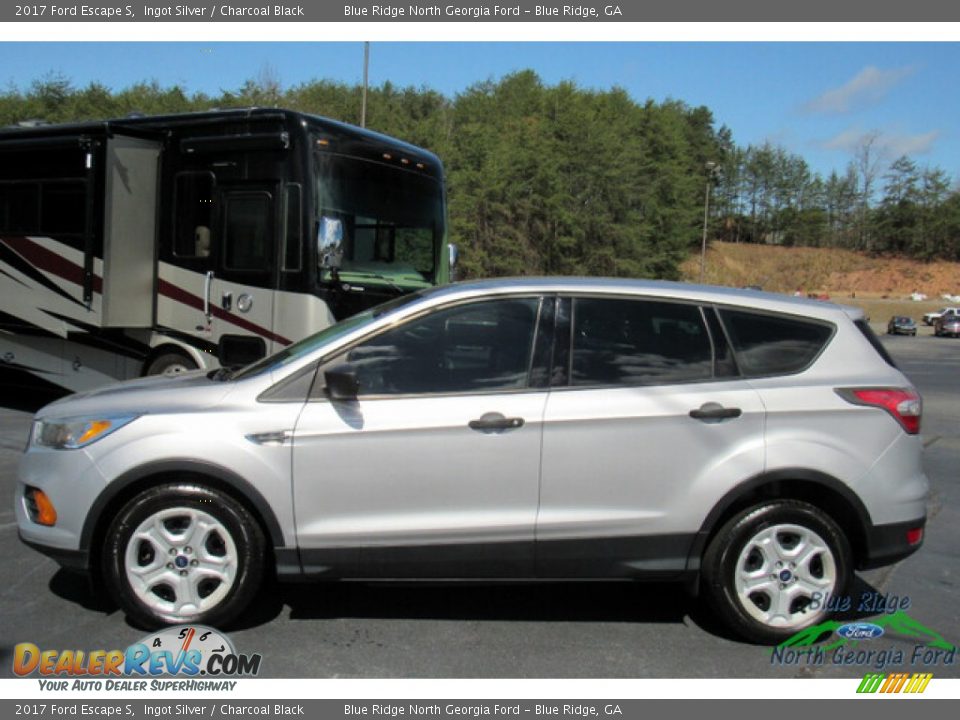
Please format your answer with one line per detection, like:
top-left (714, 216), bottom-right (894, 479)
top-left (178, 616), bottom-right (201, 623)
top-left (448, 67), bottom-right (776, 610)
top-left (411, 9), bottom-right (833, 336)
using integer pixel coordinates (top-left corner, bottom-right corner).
top-left (855, 319), bottom-right (898, 369)
top-left (718, 309), bottom-right (834, 377)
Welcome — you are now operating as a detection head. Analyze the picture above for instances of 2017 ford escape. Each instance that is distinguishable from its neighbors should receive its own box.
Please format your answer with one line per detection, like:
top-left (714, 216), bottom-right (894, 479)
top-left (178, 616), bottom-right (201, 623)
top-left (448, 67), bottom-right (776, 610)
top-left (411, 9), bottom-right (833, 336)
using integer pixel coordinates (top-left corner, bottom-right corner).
top-left (16, 278), bottom-right (927, 642)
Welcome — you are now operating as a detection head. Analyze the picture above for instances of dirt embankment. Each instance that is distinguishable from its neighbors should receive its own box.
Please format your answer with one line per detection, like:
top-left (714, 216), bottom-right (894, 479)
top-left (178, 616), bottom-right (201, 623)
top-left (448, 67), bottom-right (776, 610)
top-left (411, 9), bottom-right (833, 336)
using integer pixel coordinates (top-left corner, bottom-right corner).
top-left (682, 242), bottom-right (960, 299)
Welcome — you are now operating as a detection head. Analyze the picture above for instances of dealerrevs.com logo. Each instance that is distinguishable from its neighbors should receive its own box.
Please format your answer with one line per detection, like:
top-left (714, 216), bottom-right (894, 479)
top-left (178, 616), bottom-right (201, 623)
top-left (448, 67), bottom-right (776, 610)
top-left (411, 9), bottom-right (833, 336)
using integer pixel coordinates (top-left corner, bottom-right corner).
top-left (13, 626), bottom-right (261, 690)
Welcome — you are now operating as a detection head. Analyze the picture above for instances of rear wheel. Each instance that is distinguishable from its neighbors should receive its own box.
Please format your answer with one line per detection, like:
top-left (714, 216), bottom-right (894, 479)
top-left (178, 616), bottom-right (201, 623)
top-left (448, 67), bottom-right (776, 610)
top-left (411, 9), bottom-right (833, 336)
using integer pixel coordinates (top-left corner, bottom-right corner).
top-left (702, 500), bottom-right (851, 644)
top-left (103, 483), bottom-right (265, 628)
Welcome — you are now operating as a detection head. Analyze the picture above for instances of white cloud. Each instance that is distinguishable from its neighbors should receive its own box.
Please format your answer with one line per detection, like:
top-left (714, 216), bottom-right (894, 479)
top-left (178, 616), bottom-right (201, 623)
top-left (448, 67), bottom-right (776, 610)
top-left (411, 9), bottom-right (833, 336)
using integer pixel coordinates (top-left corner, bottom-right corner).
top-left (820, 128), bottom-right (941, 158)
top-left (804, 65), bottom-right (915, 115)
top-left (821, 128), bottom-right (867, 152)
top-left (884, 131), bottom-right (941, 157)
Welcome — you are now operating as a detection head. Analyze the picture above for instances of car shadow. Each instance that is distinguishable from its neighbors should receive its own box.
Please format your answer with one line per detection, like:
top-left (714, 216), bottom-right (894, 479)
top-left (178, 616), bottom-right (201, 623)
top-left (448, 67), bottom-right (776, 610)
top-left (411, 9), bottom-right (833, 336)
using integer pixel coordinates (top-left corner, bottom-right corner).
top-left (235, 578), bottom-right (697, 630)
top-left (48, 566), bottom-right (890, 644)
top-left (49, 570), bottom-right (117, 614)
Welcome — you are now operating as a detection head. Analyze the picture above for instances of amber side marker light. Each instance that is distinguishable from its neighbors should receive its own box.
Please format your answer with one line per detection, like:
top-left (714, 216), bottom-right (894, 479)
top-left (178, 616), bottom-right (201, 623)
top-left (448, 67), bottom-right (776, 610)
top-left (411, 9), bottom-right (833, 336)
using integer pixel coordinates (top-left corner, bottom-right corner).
top-left (77, 419), bottom-right (112, 445)
top-left (27, 488), bottom-right (57, 526)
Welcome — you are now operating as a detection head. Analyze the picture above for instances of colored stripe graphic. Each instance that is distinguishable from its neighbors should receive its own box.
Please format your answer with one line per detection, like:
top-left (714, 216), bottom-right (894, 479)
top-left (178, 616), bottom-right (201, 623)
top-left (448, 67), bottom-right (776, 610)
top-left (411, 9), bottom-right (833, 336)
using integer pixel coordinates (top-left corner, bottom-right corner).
top-left (856, 673), bottom-right (885, 693)
top-left (157, 279), bottom-right (292, 346)
top-left (857, 672), bottom-right (932, 694)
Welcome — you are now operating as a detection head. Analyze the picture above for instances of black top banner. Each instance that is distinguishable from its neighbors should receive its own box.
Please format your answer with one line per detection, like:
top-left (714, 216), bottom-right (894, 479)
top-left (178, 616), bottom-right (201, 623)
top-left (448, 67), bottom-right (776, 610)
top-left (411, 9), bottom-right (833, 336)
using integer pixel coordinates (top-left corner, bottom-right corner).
top-left (3, 0), bottom-right (960, 22)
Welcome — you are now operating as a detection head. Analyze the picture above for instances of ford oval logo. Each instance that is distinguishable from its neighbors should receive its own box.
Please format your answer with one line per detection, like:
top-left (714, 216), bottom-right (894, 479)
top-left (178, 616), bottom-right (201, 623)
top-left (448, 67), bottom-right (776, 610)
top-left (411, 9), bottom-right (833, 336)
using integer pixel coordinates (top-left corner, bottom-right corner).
top-left (837, 623), bottom-right (885, 640)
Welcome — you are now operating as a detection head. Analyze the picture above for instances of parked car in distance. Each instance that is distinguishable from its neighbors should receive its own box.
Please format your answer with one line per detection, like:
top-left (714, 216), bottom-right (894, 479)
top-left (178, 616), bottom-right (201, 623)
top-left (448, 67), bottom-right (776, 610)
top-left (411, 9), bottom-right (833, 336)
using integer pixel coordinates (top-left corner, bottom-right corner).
top-left (934, 314), bottom-right (960, 338)
top-left (16, 278), bottom-right (928, 644)
top-left (922, 307), bottom-right (959, 325)
top-left (887, 316), bottom-right (918, 336)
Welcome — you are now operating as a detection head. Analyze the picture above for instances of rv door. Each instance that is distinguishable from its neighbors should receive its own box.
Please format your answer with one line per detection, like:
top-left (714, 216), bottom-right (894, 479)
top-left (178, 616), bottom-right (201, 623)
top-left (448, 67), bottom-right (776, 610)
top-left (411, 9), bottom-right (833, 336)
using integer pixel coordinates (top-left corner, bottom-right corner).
top-left (101, 135), bottom-right (160, 328)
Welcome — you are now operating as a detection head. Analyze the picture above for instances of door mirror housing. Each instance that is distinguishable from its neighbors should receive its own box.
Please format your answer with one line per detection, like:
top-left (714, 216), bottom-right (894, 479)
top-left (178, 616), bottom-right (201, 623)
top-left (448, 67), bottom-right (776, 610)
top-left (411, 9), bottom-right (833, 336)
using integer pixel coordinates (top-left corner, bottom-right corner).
top-left (324, 365), bottom-right (360, 401)
top-left (217, 334), bottom-right (266, 369)
top-left (447, 243), bottom-right (459, 279)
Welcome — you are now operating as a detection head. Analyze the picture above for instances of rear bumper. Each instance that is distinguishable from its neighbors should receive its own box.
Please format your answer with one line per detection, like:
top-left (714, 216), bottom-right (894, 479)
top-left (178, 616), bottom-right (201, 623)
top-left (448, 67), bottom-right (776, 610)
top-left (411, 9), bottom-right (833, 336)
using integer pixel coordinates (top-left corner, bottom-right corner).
top-left (859, 517), bottom-right (926, 570)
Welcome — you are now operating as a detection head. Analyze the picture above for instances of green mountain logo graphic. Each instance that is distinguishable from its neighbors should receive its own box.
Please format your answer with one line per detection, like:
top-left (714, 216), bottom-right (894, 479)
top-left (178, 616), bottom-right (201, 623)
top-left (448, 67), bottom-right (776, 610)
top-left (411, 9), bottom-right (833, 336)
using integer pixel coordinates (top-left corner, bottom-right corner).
top-left (776, 610), bottom-right (956, 652)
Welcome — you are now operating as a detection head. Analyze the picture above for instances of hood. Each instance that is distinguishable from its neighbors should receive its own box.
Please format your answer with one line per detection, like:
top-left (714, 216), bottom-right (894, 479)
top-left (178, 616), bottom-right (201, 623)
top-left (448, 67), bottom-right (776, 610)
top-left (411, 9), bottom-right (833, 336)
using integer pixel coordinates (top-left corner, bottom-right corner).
top-left (37, 370), bottom-right (235, 420)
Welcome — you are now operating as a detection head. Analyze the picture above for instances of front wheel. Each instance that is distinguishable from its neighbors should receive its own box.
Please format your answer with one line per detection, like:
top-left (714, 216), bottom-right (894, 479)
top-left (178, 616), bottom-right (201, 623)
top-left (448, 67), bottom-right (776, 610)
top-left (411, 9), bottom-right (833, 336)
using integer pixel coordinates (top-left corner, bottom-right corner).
top-left (103, 483), bottom-right (265, 629)
top-left (701, 500), bottom-right (851, 644)
top-left (145, 351), bottom-right (198, 377)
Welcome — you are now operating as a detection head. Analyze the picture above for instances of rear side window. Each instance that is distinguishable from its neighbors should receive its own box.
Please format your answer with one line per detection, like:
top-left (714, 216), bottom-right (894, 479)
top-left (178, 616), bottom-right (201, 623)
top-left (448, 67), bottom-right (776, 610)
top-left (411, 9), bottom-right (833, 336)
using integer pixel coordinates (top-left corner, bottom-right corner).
top-left (719, 309), bottom-right (833, 377)
top-left (570, 298), bottom-right (713, 386)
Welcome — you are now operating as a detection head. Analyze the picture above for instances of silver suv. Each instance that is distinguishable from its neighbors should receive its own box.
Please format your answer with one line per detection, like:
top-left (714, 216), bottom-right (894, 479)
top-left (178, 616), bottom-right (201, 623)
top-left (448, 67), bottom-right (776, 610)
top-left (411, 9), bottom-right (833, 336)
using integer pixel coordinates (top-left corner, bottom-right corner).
top-left (16, 278), bottom-right (928, 643)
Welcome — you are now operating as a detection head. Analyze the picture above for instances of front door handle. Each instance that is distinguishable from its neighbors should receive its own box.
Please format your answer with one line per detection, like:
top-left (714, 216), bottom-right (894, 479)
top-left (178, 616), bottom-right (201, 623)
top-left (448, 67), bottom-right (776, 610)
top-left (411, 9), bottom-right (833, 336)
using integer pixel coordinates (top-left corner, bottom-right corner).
top-left (468, 412), bottom-right (525, 433)
top-left (689, 403), bottom-right (742, 421)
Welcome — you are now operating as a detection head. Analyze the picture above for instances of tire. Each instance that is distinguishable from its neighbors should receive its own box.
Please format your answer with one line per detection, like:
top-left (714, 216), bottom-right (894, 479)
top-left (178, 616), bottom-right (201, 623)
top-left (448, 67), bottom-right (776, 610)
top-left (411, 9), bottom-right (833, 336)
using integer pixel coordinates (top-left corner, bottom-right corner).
top-left (102, 483), bottom-right (265, 629)
top-left (701, 500), bottom-right (851, 644)
top-left (145, 351), bottom-right (198, 377)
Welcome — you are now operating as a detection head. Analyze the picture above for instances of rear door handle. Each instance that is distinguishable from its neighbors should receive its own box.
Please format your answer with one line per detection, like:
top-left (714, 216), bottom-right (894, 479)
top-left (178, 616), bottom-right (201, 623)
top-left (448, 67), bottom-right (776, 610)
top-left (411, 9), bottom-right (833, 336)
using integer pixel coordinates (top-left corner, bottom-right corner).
top-left (689, 403), bottom-right (742, 421)
top-left (469, 412), bottom-right (525, 433)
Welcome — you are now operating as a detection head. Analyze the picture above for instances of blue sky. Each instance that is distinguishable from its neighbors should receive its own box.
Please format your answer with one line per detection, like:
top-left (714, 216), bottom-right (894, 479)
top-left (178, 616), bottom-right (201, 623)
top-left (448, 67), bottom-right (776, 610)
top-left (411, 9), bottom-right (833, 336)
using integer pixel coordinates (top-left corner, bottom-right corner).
top-left (2, 42), bottom-right (957, 183)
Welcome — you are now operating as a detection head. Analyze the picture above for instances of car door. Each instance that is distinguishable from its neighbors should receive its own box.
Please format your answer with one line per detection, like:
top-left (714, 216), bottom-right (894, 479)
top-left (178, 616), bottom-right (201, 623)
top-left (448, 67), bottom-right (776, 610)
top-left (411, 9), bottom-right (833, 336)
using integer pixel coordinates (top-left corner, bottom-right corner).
top-left (291, 295), bottom-right (551, 577)
top-left (536, 296), bottom-right (766, 576)
top-left (157, 175), bottom-right (280, 355)
top-left (212, 184), bottom-right (280, 352)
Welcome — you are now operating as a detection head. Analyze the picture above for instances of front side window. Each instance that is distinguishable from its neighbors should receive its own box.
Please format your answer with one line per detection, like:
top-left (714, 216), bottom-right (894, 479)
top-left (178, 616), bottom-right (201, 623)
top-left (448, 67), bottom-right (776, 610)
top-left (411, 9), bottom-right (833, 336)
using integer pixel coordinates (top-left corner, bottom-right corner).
top-left (173, 172), bottom-right (215, 258)
top-left (331, 297), bottom-right (541, 396)
top-left (314, 149), bottom-right (442, 284)
top-left (570, 298), bottom-right (713, 386)
top-left (223, 192), bottom-right (272, 271)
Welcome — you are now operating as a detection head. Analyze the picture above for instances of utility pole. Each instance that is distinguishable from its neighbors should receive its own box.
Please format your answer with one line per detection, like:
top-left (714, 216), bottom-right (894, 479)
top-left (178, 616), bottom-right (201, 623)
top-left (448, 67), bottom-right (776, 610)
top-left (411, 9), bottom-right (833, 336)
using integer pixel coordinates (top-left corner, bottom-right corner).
top-left (361, 41), bottom-right (369, 128)
top-left (700, 161), bottom-right (718, 284)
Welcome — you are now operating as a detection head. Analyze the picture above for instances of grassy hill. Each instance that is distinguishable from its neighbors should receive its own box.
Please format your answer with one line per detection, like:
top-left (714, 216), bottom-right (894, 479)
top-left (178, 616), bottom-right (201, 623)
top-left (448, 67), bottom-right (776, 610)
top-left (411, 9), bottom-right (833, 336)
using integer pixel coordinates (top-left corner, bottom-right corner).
top-left (680, 241), bottom-right (960, 324)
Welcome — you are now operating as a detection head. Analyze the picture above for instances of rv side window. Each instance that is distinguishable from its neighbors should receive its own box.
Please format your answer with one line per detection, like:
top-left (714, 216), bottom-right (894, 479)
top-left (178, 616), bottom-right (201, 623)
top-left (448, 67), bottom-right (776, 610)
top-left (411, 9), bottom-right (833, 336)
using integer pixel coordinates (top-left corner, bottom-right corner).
top-left (223, 192), bottom-right (273, 271)
top-left (41, 182), bottom-right (86, 235)
top-left (173, 172), bottom-right (215, 258)
top-left (0, 183), bottom-right (39, 233)
top-left (283, 184), bottom-right (302, 272)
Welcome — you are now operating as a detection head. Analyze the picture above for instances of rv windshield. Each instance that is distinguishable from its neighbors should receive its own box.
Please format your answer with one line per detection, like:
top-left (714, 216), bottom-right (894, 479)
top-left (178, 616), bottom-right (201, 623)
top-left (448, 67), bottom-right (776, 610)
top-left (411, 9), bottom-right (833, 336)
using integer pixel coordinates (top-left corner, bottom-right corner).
top-left (314, 151), bottom-right (442, 288)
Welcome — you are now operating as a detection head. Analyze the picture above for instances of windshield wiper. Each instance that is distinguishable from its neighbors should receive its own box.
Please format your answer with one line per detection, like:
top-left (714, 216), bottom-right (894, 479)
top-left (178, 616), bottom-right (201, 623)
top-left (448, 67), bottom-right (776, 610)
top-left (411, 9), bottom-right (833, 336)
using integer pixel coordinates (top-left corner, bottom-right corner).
top-left (338, 270), bottom-right (407, 296)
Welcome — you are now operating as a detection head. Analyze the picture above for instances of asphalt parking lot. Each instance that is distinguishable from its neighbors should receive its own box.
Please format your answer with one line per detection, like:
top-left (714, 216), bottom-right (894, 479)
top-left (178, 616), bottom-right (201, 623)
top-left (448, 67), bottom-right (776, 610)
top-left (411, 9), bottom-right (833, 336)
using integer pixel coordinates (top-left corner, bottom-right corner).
top-left (1, 333), bottom-right (957, 679)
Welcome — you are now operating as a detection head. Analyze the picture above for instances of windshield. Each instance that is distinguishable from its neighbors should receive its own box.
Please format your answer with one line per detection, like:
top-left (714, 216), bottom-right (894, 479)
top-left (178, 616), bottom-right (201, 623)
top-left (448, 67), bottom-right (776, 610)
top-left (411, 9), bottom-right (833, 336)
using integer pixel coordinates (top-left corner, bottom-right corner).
top-left (230, 289), bottom-right (431, 381)
top-left (314, 149), bottom-right (443, 286)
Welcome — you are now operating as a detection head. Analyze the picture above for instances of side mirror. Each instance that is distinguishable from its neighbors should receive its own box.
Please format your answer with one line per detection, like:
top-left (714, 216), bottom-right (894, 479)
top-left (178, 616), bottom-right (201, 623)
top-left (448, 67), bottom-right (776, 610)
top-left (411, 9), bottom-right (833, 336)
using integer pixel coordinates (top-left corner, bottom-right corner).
top-left (318, 216), bottom-right (344, 271)
top-left (448, 243), bottom-right (459, 272)
top-left (217, 334), bottom-right (266, 369)
top-left (324, 365), bottom-right (360, 401)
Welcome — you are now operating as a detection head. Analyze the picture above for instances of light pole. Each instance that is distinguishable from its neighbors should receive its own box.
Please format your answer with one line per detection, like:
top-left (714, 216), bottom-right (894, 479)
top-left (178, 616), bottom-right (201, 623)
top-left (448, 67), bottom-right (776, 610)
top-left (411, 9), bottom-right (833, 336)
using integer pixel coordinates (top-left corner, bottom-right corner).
top-left (361, 41), bottom-right (369, 128)
top-left (699, 161), bottom-right (718, 284)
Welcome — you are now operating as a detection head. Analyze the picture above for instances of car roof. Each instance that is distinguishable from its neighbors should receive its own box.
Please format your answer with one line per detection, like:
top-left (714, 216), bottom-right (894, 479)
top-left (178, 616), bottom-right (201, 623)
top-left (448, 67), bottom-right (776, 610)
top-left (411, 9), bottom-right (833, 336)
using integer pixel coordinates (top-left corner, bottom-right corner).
top-left (416, 277), bottom-right (862, 322)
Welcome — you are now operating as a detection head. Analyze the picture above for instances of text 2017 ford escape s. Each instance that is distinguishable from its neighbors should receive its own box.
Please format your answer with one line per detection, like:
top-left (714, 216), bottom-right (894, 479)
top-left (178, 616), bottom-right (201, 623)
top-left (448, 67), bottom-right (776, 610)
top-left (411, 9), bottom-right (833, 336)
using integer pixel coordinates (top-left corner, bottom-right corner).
top-left (16, 278), bottom-right (927, 643)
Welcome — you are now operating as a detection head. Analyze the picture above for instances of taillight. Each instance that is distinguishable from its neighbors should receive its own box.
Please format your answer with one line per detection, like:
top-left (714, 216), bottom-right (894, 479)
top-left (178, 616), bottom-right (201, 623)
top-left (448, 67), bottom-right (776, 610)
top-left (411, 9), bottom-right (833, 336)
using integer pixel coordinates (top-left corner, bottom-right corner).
top-left (836, 387), bottom-right (922, 434)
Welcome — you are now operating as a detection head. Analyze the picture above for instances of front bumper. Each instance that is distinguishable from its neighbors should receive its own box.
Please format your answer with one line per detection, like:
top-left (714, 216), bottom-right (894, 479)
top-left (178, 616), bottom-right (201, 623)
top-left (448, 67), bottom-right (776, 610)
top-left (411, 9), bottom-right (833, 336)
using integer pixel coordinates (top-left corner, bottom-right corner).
top-left (18, 531), bottom-right (90, 571)
top-left (15, 444), bottom-right (108, 567)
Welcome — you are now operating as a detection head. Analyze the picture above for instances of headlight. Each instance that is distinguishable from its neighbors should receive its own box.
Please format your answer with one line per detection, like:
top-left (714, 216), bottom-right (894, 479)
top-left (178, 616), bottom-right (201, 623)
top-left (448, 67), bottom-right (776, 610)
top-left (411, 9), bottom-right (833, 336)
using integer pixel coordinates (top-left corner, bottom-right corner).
top-left (33, 415), bottom-right (138, 450)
